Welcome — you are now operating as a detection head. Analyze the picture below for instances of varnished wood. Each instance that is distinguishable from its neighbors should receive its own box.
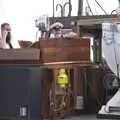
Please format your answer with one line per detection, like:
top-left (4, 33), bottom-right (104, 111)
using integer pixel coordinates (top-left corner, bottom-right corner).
top-left (0, 48), bottom-right (40, 64)
top-left (37, 37), bottom-right (91, 64)
top-left (0, 37), bottom-right (92, 68)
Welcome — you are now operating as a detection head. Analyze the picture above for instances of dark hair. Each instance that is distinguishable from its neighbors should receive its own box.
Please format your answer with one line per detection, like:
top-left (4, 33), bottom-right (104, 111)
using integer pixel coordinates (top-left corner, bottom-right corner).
top-left (1, 23), bottom-right (10, 29)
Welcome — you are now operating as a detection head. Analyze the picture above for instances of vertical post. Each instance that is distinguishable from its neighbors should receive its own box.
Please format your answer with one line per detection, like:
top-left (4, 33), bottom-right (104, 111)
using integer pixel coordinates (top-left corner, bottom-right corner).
top-left (78, 0), bottom-right (83, 16)
top-left (53, 0), bottom-right (55, 18)
top-left (69, 0), bottom-right (71, 16)
top-left (119, 0), bottom-right (120, 7)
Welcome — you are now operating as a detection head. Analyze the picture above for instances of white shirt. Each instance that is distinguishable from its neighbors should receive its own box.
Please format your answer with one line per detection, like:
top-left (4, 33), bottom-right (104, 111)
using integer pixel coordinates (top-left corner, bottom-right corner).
top-left (0, 30), bottom-right (20, 49)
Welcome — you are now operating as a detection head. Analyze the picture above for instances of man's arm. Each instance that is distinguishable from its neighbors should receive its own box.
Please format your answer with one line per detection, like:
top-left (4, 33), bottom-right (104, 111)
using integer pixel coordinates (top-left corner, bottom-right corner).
top-left (0, 31), bottom-right (8, 49)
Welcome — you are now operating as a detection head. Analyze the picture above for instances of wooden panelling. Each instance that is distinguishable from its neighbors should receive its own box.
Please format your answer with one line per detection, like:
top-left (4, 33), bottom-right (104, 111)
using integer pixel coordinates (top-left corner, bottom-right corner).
top-left (0, 48), bottom-right (40, 65)
top-left (36, 37), bottom-right (90, 63)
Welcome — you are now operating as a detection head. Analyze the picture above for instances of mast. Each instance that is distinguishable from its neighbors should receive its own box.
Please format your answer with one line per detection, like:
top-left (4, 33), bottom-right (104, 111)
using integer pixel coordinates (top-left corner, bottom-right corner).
top-left (78, 0), bottom-right (83, 16)
top-left (53, 0), bottom-right (55, 18)
top-left (68, 0), bottom-right (72, 16)
top-left (118, 0), bottom-right (120, 8)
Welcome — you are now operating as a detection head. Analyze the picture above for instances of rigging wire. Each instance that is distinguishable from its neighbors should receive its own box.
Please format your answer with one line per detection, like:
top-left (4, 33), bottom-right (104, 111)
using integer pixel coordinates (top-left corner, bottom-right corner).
top-left (86, 0), bottom-right (93, 15)
top-left (93, 0), bottom-right (98, 15)
top-left (94, 0), bottom-right (108, 15)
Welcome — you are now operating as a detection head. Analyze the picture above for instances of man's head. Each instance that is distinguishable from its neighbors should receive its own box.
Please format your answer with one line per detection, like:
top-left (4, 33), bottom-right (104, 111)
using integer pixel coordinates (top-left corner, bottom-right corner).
top-left (1, 23), bottom-right (11, 32)
top-left (1, 23), bottom-right (11, 43)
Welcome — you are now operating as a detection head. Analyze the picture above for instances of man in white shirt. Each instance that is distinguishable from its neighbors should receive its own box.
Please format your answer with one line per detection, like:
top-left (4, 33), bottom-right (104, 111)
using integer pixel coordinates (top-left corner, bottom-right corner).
top-left (0, 23), bottom-right (13, 49)
top-left (50, 22), bottom-right (63, 38)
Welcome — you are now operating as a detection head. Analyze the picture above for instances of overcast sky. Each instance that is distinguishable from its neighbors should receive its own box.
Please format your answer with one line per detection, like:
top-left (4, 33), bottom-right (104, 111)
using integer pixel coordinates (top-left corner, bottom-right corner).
top-left (0, 0), bottom-right (119, 42)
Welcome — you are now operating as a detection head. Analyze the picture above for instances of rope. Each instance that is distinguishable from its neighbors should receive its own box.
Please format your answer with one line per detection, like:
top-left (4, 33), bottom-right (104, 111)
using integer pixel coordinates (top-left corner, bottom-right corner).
top-left (49, 82), bottom-right (73, 119)
top-left (86, 0), bottom-right (93, 15)
top-left (94, 0), bottom-right (108, 15)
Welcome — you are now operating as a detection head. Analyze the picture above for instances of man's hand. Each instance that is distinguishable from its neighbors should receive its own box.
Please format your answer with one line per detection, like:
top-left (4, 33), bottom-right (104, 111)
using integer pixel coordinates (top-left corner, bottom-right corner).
top-left (0, 30), bottom-right (9, 48)
top-left (2, 30), bottom-right (8, 38)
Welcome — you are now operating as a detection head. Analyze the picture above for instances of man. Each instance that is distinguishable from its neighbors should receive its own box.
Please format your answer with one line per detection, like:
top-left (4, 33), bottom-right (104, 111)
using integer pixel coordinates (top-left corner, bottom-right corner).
top-left (0, 23), bottom-right (13, 49)
top-left (50, 22), bottom-right (63, 38)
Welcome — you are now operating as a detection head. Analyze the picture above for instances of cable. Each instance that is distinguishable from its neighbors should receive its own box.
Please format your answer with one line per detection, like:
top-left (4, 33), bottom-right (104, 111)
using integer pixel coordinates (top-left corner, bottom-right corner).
top-left (111, 10), bottom-right (117, 14)
top-left (86, 0), bottom-right (93, 15)
top-left (94, 0), bottom-right (108, 15)
top-left (111, 8), bottom-right (120, 16)
top-left (93, 0), bottom-right (98, 15)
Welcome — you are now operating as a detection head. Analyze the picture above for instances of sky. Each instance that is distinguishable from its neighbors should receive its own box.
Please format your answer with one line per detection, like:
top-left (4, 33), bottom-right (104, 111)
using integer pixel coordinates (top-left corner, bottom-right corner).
top-left (0, 0), bottom-right (119, 43)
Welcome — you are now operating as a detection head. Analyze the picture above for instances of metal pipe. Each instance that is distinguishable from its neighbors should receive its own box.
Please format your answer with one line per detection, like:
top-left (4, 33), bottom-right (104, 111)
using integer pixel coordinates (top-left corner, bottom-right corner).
top-left (78, 0), bottom-right (83, 16)
top-left (69, 0), bottom-right (72, 16)
top-left (53, 0), bottom-right (55, 17)
top-left (56, 4), bottom-right (63, 17)
top-left (119, 0), bottom-right (120, 7)
top-left (63, 2), bottom-right (72, 17)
